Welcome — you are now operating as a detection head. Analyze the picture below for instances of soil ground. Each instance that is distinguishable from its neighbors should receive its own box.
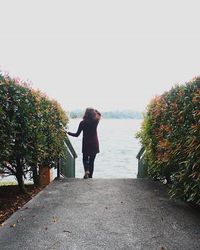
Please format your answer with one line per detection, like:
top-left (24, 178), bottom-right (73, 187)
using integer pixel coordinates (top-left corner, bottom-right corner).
top-left (0, 184), bottom-right (43, 225)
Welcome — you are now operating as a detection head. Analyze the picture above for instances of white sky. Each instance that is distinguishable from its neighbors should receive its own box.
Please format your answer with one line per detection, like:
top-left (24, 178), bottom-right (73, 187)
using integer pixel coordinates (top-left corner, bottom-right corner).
top-left (1, 0), bottom-right (200, 112)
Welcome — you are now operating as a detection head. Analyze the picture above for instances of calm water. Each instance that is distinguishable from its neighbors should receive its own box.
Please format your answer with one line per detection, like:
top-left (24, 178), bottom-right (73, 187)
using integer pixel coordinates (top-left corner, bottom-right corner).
top-left (68, 119), bottom-right (142, 178)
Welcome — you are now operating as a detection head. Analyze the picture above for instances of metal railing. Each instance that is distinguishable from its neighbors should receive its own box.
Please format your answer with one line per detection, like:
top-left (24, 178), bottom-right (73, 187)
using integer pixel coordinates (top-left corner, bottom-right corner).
top-left (57, 136), bottom-right (77, 178)
top-left (136, 146), bottom-right (148, 178)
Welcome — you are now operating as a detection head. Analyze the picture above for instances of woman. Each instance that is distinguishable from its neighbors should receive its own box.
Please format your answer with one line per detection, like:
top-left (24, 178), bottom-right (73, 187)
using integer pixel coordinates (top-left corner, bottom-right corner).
top-left (67, 108), bottom-right (101, 179)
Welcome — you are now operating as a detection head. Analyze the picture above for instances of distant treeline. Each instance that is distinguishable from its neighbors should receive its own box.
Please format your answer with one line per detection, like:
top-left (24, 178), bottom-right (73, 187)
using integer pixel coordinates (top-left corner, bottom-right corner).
top-left (69, 110), bottom-right (143, 119)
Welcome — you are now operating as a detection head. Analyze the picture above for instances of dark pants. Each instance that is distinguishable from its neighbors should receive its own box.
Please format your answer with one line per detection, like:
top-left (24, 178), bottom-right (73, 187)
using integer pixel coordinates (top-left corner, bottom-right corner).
top-left (82, 154), bottom-right (96, 178)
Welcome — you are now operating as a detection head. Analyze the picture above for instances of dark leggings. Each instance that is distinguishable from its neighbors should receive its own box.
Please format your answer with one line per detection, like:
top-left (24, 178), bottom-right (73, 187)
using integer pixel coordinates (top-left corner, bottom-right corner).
top-left (83, 154), bottom-right (96, 178)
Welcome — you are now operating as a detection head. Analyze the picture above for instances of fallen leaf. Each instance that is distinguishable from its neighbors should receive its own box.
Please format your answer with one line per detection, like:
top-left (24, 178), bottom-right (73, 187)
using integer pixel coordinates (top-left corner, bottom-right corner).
top-left (63, 230), bottom-right (72, 233)
top-left (52, 216), bottom-right (58, 223)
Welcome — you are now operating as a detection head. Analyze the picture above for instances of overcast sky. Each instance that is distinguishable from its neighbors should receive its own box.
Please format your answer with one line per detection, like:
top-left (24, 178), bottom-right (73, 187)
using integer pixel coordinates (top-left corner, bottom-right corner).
top-left (1, 0), bottom-right (200, 112)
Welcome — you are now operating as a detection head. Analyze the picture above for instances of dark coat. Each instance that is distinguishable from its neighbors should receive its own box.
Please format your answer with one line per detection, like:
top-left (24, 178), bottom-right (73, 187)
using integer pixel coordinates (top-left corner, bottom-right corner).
top-left (68, 119), bottom-right (100, 156)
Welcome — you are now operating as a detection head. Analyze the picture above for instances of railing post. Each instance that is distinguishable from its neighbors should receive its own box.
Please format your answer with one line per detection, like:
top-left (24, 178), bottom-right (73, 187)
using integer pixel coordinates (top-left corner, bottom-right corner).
top-left (57, 157), bottom-right (60, 179)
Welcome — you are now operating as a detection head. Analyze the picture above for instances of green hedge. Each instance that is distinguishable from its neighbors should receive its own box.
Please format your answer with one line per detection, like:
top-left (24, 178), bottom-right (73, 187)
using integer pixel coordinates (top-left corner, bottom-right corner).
top-left (137, 77), bottom-right (200, 205)
top-left (0, 72), bottom-right (68, 192)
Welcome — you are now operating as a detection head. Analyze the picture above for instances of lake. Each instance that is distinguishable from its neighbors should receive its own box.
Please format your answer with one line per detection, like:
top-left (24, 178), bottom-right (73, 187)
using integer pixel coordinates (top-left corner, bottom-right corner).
top-left (68, 119), bottom-right (142, 178)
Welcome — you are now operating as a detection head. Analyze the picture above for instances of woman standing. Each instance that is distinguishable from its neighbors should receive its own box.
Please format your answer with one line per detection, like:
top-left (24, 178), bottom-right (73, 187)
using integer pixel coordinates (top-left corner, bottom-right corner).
top-left (67, 108), bottom-right (101, 179)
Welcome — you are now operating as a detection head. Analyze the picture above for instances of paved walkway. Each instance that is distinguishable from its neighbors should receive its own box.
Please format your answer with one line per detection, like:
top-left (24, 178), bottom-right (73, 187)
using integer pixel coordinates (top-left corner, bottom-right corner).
top-left (0, 178), bottom-right (200, 250)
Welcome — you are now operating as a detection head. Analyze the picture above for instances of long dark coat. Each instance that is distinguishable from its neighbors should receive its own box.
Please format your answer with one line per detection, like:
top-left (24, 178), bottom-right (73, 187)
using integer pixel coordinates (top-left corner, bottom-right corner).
top-left (68, 119), bottom-right (100, 156)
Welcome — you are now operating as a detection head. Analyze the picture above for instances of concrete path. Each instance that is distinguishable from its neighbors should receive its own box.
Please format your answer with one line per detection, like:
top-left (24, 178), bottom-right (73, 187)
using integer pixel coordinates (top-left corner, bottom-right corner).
top-left (0, 178), bottom-right (200, 250)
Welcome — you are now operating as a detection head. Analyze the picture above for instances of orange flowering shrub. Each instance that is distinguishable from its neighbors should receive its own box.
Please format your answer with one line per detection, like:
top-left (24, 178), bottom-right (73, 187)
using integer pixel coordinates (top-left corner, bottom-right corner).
top-left (137, 77), bottom-right (200, 205)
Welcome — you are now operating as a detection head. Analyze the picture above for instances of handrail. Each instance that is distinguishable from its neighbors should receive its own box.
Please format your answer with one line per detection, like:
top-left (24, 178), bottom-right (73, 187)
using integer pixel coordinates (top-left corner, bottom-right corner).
top-left (64, 137), bottom-right (77, 159)
top-left (136, 146), bottom-right (145, 160)
top-left (57, 136), bottom-right (77, 178)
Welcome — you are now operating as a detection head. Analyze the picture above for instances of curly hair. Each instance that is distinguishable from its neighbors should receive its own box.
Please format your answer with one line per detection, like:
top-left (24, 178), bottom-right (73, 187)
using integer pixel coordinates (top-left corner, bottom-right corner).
top-left (83, 108), bottom-right (101, 121)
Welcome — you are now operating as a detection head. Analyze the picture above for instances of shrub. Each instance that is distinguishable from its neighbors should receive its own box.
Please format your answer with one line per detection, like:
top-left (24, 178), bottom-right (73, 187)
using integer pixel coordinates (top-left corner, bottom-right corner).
top-left (137, 77), bottom-right (200, 205)
top-left (0, 72), bottom-right (68, 192)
